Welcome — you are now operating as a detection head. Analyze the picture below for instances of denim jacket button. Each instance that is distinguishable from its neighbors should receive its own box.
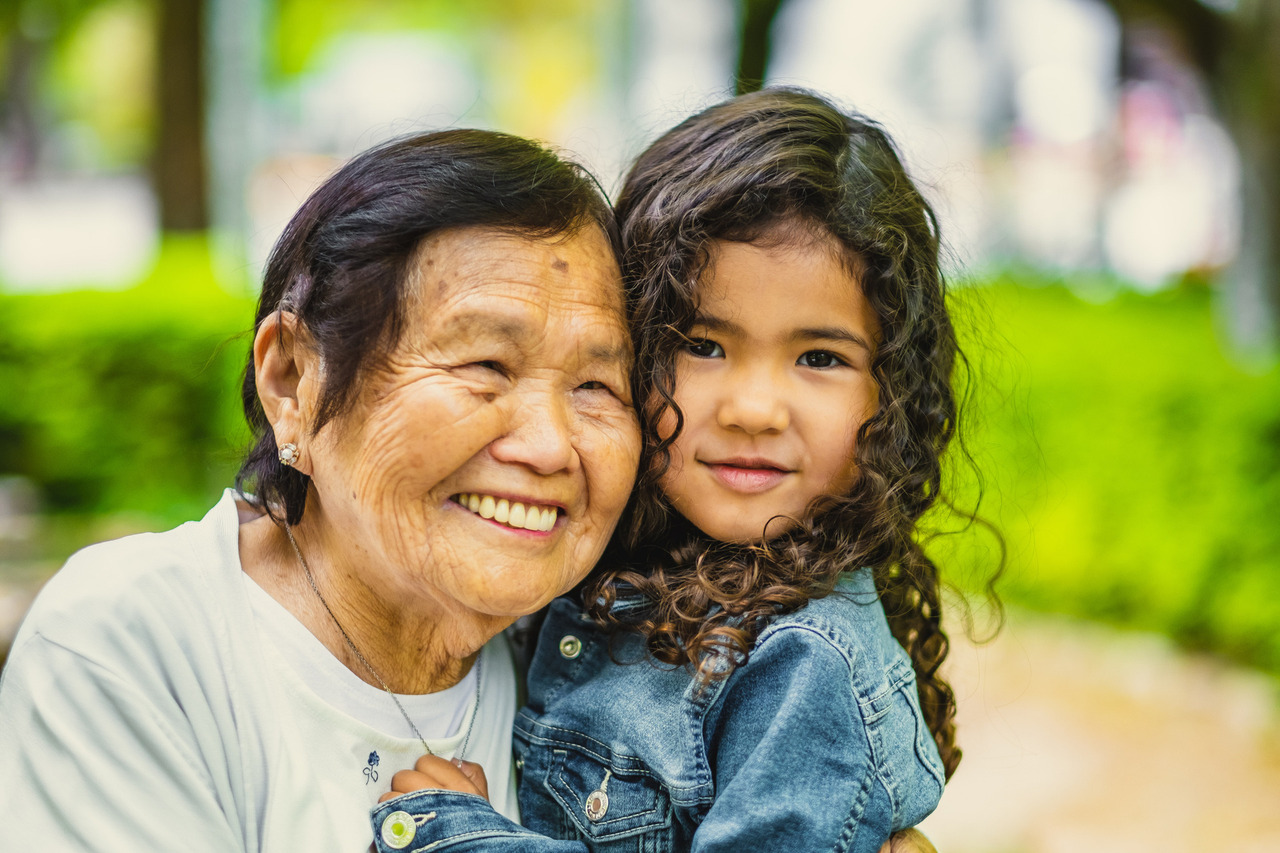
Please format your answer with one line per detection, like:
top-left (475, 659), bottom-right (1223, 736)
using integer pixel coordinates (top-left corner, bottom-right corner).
top-left (380, 810), bottom-right (416, 849)
top-left (585, 788), bottom-right (610, 821)
top-left (559, 635), bottom-right (583, 659)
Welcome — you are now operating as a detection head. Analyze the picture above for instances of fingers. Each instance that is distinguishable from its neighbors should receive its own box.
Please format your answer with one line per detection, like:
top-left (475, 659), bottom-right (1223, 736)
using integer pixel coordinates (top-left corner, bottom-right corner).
top-left (385, 754), bottom-right (490, 801)
top-left (887, 828), bottom-right (939, 853)
top-left (453, 758), bottom-right (489, 801)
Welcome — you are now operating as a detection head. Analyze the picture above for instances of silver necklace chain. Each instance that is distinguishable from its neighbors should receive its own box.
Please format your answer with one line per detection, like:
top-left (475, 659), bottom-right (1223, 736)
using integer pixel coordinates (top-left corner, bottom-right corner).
top-left (283, 522), bottom-right (482, 760)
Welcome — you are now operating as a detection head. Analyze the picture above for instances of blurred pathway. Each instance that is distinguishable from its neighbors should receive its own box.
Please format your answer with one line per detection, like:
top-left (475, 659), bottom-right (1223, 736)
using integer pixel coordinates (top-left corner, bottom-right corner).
top-left (921, 612), bottom-right (1280, 853)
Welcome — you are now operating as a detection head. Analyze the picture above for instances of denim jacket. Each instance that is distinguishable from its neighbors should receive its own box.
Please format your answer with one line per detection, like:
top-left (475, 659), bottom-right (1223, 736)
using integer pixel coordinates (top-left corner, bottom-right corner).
top-left (371, 569), bottom-right (945, 853)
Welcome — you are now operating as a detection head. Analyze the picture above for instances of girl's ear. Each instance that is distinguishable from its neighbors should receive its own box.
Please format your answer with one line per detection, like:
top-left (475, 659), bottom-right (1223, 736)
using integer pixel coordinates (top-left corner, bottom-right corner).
top-left (253, 312), bottom-right (321, 476)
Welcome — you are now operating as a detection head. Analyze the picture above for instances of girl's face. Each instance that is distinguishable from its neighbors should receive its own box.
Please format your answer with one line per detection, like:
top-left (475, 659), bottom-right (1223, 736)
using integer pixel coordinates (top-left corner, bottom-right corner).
top-left (656, 229), bottom-right (880, 543)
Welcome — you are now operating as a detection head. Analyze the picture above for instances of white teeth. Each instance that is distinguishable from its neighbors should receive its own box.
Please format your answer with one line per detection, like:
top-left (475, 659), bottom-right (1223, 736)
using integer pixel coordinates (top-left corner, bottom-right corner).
top-left (455, 493), bottom-right (559, 532)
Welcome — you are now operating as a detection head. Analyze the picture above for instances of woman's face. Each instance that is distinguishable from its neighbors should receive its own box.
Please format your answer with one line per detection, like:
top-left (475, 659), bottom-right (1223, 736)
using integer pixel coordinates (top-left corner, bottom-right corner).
top-left (304, 225), bottom-right (640, 627)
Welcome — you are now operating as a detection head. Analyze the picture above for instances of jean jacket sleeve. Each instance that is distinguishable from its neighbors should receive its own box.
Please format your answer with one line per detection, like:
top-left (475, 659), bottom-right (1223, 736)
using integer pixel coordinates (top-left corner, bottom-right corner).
top-left (371, 791), bottom-right (588, 853)
top-left (691, 624), bottom-right (894, 853)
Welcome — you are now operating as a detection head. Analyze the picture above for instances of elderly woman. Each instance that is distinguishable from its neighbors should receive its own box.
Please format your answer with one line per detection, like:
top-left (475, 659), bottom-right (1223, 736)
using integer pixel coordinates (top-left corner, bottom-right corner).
top-left (0, 129), bottom-right (640, 849)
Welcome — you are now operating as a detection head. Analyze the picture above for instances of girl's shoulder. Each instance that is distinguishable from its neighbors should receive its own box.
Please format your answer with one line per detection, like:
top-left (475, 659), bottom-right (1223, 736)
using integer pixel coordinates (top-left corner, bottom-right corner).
top-left (738, 569), bottom-right (916, 704)
top-left (755, 569), bottom-right (895, 652)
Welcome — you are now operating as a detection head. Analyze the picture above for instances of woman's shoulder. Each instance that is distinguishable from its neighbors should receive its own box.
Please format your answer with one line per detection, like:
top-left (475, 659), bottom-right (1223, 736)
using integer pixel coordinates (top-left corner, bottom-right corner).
top-left (10, 491), bottom-right (244, 657)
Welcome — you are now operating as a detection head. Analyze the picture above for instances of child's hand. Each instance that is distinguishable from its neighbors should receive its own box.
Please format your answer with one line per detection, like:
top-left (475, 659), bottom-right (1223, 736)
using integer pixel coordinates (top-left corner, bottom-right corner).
top-left (377, 755), bottom-right (490, 804)
top-left (879, 828), bottom-right (938, 853)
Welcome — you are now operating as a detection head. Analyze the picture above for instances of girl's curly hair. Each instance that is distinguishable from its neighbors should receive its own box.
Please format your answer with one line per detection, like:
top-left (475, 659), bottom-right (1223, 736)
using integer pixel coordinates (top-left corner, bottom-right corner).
top-left (584, 88), bottom-right (998, 780)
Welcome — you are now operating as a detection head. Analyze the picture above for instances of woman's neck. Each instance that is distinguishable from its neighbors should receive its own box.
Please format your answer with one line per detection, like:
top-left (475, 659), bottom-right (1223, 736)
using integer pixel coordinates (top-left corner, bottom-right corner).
top-left (237, 504), bottom-right (486, 694)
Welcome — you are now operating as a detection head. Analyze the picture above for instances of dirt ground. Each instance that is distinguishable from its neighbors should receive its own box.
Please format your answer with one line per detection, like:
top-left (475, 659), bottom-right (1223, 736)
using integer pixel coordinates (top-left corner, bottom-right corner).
top-left (920, 612), bottom-right (1280, 853)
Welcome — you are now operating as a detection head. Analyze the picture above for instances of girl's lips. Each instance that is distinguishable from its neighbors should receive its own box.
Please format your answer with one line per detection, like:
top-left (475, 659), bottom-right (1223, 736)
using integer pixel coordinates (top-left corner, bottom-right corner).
top-left (704, 462), bottom-right (789, 494)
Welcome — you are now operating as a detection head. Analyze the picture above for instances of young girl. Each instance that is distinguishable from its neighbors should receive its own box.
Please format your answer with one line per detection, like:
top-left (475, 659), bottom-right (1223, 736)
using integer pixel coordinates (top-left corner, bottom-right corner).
top-left (371, 88), bottom-right (979, 853)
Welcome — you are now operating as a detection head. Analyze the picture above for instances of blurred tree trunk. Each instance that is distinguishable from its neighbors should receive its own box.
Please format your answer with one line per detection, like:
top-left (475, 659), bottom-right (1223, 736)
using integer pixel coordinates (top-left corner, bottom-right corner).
top-left (1099, 0), bottom-right (1279, 349)
top-left (2, 27), bottom-right (41, 180)
top-left (155, 0), bottom-right (209, 231)
top-left (735, 0), bottom-right (787, 94)
top-left (1215, 3), bottom-right (1280, 351)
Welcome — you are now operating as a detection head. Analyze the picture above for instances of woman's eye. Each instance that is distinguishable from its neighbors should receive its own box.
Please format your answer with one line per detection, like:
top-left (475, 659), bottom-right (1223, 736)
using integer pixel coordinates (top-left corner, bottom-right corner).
top-left (472, 360), bottom-right (507, 375)
top-left (686, 338), bottom-right (723, 358)
top-left (575, 379), bottom-right (629, 407)
top-left (799, 350), bottom-right (844, 369)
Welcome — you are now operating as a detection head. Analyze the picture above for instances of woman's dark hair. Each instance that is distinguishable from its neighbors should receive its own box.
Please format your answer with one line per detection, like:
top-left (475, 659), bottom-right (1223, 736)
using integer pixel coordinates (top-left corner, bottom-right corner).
top-left (236, 128), bottom-right (618, 525)
top-left (586, 88), bottom-right (999, 780)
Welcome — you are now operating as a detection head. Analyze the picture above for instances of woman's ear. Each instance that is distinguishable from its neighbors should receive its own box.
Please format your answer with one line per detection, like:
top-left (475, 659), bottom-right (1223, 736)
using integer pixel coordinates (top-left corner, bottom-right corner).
top-left (253, 312), bottom-right (321, 476)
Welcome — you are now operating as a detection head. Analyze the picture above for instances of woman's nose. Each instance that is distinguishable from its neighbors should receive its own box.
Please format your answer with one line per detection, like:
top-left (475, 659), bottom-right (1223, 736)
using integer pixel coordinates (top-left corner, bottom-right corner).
top-left (715, 370), bottom-right (790, 435)
top-left (487, 390), bottom-right (576, 475)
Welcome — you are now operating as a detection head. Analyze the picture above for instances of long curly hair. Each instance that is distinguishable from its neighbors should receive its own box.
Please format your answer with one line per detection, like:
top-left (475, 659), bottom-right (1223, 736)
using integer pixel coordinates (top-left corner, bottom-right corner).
top-left (584, 88), bottom-right (996, 780)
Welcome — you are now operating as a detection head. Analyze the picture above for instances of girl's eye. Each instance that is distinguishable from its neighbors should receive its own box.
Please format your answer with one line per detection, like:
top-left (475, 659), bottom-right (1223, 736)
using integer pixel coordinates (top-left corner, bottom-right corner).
top-left (798, 350), bottom-right (845, 369)
top-left (686, 338), bottom-right (724, 358)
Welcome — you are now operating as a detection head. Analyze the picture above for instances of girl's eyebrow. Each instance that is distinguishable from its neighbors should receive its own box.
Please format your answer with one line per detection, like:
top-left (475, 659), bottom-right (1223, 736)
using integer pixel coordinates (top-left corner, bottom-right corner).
top-left (790, 326), bottom-right (873, 353)
top-left (693, 312), bottom-right (873, 353)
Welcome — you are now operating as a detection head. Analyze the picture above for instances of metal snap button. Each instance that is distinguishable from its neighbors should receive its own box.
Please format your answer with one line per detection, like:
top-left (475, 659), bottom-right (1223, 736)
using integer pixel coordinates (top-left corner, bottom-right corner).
top-left (381, 810), bottom-right (417, 849)
top-left (585, 769), bottom-right (612, 821)
top-left (559, 635), bottom-right (583, 659)
top-left (515, 756), bottom-right (525, 771)
top-left (584, 788), bottom-right (610, 821)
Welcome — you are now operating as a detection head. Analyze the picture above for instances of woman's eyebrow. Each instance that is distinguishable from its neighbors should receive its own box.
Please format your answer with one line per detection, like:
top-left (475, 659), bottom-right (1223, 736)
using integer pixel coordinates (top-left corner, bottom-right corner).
top-left (442, 312), bottom-right (528, 344)
top-left (575, 339), bottom-right (632, 367)
top-left (448, 311), bottom-right (630, 367)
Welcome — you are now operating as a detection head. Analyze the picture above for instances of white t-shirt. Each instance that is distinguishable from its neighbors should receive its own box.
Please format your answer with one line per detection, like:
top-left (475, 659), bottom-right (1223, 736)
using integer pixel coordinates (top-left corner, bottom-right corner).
top-left (0, 489), bottom-right (518, 852)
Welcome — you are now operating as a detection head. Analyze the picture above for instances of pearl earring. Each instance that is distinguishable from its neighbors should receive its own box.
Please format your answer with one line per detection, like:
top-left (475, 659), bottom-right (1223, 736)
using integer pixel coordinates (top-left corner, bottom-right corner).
top-left (278, 443), bottom-right (300, 467)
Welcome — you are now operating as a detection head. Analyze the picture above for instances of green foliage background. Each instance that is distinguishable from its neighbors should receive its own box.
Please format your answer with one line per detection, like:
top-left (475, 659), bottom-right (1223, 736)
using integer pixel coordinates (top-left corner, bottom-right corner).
top-left (0, 239), bottom-right (251, 526)
top-left (2, 254), bottom-right (1278, 672)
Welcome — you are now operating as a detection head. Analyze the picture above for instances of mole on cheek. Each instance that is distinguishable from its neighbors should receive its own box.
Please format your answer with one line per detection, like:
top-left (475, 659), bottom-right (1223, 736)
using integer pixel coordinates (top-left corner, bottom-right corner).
top-left (552, 258), bottom-right (569, 272)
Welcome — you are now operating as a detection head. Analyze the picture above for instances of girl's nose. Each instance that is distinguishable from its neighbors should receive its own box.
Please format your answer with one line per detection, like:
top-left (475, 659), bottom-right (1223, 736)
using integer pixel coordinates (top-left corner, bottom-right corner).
top-left (715, 372), bottom-right (790, 435)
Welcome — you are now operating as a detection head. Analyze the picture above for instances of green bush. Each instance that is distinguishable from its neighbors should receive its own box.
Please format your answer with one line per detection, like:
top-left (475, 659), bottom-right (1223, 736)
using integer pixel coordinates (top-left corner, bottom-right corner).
top-left (934, 280), bottom-right (1280, 672)
top-left (0, 238), bottom-right (253, 530)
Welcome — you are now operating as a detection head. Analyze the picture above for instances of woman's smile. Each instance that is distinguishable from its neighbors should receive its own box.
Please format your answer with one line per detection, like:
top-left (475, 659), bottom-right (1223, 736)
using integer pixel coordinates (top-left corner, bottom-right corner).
top-left (451, 492), bottom-right (562, 533)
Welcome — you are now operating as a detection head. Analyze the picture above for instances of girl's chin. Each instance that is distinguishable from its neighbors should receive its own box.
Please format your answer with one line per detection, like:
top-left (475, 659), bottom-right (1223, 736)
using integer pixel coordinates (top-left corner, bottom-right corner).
top-left (692, 514), bottom-right (801, 544)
